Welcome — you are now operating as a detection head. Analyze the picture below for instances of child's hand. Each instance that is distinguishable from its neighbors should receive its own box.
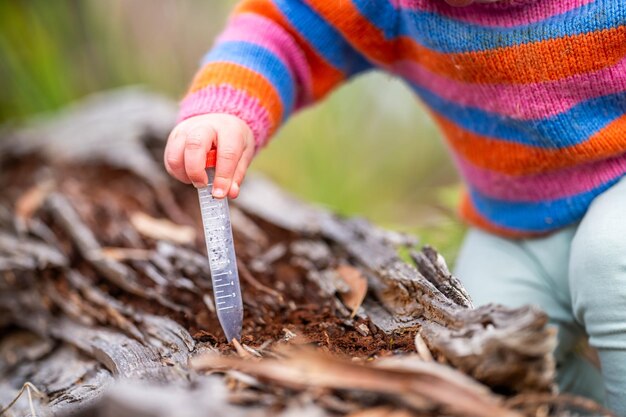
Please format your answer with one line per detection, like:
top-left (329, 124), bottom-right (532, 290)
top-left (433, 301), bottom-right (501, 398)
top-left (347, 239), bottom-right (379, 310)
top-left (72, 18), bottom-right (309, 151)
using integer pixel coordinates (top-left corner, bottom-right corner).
top-left (164, 114), bottom-right (255, 199)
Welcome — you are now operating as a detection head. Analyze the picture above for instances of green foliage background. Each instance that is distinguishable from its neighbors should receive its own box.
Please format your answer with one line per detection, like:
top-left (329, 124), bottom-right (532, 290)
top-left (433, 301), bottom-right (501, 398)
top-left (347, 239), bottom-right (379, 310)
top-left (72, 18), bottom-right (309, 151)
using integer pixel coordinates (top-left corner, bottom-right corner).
top-left (0, 0), bottom-right (465, 261)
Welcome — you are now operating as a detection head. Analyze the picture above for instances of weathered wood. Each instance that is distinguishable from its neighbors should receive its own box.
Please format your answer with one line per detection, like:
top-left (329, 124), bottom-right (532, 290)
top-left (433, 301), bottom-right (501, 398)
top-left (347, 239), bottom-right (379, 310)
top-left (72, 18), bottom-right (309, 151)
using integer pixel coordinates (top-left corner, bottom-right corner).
top-left (69, 377), bottom-right (309, 417)
top-left (192, 348), bottom-right (521, 417)
top-left (0, 331), bottom-right (112, 416)
top-left (0, 87), bottom-right (175, 187)
top-left (46, 193), bottom-right (192, 316)
top-left (410, 246), bottom-right (473, 309)
top-left (0, 89), bottom-right (612, 417)
top-left (237, 176), bottom-right (556, 392)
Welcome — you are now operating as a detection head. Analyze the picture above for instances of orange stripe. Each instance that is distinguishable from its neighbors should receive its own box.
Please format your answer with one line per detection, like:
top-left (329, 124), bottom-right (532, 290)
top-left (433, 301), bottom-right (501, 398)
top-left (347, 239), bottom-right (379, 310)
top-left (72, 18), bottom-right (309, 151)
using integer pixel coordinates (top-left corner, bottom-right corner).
top-left (234, 0), bottom-right (344, 99)
top-left (459, 192), bottom-right (545, 239)
top-left (418, 27), bottom-right (626, 84)
top-left (189, 62), bottom-right (282, 131)
top-left (307, 0), bottom-right (626, 84)
top-left (306, 0), bottom-right (396, 63)
top-left (433, 112), bottom-right (626, 175)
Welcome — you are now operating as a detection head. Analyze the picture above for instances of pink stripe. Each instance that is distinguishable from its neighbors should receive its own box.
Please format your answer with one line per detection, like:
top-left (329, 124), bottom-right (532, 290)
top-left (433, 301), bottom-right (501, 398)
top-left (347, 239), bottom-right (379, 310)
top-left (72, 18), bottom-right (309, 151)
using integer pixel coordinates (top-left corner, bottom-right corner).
top-left (178, 86), bottom-right (273, 150)
top-left (394, 56), bottom-right (626, 120)
top-left (456, 152), bottom-right (626, 202)
top-left (391, 0), bottom-right (594, 28)
top-left (217, 13), bottom-right (313, 107)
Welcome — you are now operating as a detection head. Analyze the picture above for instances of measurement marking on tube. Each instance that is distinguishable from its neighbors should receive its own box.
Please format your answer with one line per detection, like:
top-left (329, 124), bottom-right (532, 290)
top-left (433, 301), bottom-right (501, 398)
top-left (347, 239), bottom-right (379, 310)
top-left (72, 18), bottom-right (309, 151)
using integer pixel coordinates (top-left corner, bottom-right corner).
top-left (216, 293), bottom-right (236, 300)
top-left (198, 165), bottom-right (242, 341)
top-left (205, 215), bottom-right (226, 221)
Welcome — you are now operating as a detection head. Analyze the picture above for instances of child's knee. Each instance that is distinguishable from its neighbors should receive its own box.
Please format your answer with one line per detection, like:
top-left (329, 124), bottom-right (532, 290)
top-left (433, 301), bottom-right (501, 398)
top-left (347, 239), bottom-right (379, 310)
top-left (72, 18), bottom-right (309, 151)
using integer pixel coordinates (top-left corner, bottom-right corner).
top-left (454, 229), bottom-right (531, 307)
top-left (569, 181), bottom-right (626, 333)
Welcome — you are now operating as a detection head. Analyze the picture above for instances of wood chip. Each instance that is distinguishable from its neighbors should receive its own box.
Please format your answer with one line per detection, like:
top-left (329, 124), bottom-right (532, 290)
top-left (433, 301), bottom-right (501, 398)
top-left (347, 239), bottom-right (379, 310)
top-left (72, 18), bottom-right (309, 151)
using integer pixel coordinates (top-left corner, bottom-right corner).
top-left (414, 332), bottom-right (433, 362)
top-left (336, 265), bottom-right (368, 317)
top-left (130, 212), bottom-right (195, 245)
top-left (356, 323), bottom-right (370, 337)
top-left (282, 328), bottom-right (297, 342)
top-left (101, 247), bottom-right (152, 261)
top-left (15, 180), bottom-right (55, 225)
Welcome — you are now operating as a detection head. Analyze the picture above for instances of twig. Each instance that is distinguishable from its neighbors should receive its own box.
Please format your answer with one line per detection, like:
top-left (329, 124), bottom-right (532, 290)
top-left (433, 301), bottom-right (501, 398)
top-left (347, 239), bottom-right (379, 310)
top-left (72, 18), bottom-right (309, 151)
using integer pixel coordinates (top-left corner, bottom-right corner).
top-left (237, 259), bottom-right (283, 301)
top-left (27, 383), bottom-right (37, 417)
top-left (232, 338), bottom-right (252, 359)
top-left (0, 382), bottom-right (47, 416)
top-left (152, 182), bottom-right (194, 226)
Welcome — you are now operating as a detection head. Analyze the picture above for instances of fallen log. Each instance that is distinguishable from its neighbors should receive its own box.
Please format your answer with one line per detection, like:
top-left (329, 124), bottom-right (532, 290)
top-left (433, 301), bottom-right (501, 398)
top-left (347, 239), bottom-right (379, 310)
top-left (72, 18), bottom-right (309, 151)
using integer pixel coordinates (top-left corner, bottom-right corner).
top-left (0, 88), bottom-right (613, 417)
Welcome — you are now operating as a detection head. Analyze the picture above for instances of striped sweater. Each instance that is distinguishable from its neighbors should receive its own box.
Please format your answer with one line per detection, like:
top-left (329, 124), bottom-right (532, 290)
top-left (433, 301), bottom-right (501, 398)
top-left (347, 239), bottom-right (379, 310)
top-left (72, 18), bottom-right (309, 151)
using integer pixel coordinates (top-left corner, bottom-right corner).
top-left (179, 0), bottom-right (626, 237)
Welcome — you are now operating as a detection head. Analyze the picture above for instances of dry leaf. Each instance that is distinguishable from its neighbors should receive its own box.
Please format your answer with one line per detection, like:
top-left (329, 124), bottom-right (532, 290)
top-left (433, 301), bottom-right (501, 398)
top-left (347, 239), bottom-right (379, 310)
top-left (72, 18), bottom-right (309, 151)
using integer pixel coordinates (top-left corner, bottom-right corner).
top-left (336, 265), bottom-right (368, 317)
top-left (130, 212), bottom-right (195, 245)
top-left (192, 347), bottom-right (521, 417)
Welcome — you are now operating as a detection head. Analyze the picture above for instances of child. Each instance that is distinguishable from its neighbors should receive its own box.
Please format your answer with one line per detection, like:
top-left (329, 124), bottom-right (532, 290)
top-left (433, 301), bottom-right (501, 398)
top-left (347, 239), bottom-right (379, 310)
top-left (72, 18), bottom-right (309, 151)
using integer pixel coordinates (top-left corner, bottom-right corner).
top-left (164, 0), bottom-right (626, 412)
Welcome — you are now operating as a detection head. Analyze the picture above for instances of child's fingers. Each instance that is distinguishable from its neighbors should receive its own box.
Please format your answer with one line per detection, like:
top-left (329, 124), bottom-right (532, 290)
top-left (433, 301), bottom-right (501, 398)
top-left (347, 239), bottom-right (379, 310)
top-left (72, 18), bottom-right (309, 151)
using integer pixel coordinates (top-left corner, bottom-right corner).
top-left (183, 126), bottom-right (217, 188)
top-left (228, 138), bottom-right (255, 199)
top-left (164, 127), bottom-right (191, 184)
top-left (212, 126), bottom-right (245, 199)
top-left (164, 114), bottom-right (254, 195)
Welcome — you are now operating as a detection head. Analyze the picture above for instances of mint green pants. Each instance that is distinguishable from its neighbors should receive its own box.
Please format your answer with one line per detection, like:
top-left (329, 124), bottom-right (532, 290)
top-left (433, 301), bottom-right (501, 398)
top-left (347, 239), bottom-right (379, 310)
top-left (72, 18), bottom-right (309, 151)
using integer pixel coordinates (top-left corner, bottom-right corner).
top-left (455, 177), bottom-right (626, 415)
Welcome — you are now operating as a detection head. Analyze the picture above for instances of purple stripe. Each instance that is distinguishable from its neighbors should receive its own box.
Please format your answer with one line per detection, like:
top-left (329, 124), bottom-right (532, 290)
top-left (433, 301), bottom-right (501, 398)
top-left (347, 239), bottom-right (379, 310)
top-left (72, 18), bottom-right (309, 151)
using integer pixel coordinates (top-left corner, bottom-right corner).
top-left (217, 13), bottom-right (314, 106)
top-left (456, 152), bottom-right (626, 202)
top-left (391, 0), bottom-right (594, 28)
top-left (178, 85), bottom-right (273, 150)
top-left (393, 56), bottom-right (626, 120)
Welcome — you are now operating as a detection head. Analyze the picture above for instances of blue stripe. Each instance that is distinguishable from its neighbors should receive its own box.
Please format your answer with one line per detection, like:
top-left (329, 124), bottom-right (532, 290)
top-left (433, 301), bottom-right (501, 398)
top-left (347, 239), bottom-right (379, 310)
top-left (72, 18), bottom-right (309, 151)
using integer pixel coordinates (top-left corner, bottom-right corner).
top-left (272, 0), bottom-right (371, 74)
top-left (469, 178), bottom-right (621, 232)
top-left (353, 0), bottom-right (624, 54)
top-left (203, 41), bottom-right (295, 120)
top-left (409, 82), bottom-right (626, 148)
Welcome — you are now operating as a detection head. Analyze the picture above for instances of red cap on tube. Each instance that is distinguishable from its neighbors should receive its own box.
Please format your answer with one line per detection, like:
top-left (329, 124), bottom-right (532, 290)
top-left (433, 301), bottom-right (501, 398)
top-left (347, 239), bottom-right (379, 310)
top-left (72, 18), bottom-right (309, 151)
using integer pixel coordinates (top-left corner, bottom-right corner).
top-left (205, 147), bottom-right (217, 168)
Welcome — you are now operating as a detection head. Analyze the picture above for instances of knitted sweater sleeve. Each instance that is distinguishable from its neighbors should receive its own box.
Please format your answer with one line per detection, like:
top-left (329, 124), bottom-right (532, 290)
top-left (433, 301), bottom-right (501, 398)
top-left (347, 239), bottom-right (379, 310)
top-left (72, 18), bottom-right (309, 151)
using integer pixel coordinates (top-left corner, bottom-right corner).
top-left (178, 0), bottom-right (372, 149)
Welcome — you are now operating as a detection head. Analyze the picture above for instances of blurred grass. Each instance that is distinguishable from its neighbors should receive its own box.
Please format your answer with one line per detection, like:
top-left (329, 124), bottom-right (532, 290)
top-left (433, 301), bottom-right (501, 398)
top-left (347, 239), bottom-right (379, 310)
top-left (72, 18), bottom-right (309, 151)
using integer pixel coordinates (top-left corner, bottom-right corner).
top-left (0, 0), bottom-right (466, 262)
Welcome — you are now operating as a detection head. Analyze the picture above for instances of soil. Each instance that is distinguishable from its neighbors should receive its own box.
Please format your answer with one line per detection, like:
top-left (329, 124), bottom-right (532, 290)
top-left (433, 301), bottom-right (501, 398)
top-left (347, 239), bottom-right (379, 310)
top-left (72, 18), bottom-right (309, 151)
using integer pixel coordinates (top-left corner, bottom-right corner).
top-left (2, 156), bottom-right (416, 359)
